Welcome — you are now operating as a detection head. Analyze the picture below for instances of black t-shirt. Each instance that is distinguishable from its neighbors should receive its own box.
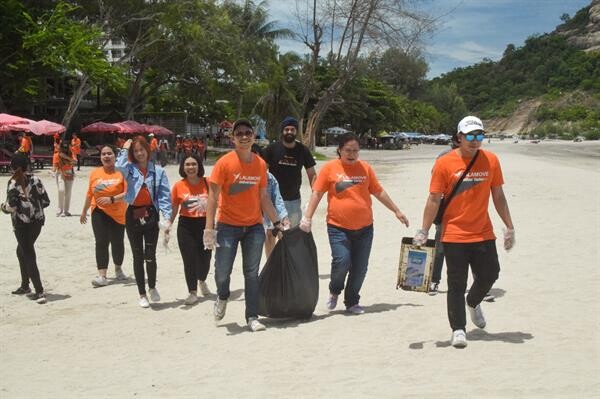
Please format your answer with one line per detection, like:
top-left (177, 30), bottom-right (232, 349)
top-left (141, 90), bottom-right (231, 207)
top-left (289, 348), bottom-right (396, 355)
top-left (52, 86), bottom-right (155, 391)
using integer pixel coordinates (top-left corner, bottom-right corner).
top-left (264, 141), bottom-right (316, 201)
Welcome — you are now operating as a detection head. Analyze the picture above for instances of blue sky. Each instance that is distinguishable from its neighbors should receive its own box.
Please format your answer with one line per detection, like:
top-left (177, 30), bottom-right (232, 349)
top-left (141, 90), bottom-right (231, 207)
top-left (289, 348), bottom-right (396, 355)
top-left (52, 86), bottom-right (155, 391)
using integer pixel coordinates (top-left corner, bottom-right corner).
top-left (268, 0), bottom-right (592, 79)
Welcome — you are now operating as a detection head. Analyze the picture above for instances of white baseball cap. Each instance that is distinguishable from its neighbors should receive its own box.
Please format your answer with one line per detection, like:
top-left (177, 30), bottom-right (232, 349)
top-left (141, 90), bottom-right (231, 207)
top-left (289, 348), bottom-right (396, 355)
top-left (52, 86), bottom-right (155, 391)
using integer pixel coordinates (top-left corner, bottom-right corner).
top-left (457, 116), bottom-right (484, 134)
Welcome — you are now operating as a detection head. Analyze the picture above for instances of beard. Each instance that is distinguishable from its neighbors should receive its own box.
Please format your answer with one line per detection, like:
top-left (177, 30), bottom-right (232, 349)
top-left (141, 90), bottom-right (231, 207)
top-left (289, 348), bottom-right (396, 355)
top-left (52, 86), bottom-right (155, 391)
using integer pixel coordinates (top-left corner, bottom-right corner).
top-left (282, 133), bottom-right (296, 143)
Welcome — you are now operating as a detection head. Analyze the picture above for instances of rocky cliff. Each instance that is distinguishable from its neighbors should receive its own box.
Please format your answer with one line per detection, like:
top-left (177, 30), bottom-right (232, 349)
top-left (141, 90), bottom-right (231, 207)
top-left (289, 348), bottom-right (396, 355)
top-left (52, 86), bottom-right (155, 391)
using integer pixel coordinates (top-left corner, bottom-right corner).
top-left (556, 0), bottom-right (600, 52)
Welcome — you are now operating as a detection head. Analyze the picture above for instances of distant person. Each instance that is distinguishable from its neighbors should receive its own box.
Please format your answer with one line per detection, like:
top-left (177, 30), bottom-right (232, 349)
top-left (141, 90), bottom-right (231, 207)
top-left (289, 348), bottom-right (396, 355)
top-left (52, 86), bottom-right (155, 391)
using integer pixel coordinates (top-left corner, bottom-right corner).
top-left (148, 133), bottom-right (159, 162)
top-left (169, 153), bottom-right (212, 305)
top-left (204, 119), bottom-right (282, 332)
top-left (414, 116), bottom-right (515, 348)
top-left (52, 143), bottom-right (76, 217)
top-left (80, 145), bottom-right (128, 287)
top-left (300, 133), bottom-right (409, 314)
top-left (158, 137), bottom-right (169, 167)
top-left (117, 137), bottom-right (172, 308)
top-left (70, 132), bottom-right (82, 171)
top-left (264, 116), bottom-right (317, 227)
top-left (1, 153), bottom-right (50, 304)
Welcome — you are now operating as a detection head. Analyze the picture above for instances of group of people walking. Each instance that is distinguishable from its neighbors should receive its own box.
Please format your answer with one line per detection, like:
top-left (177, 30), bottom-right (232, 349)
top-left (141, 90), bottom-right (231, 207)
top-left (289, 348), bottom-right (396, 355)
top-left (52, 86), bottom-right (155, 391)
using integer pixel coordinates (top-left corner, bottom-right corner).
top-left (2, 115), bottom-right (515, 346)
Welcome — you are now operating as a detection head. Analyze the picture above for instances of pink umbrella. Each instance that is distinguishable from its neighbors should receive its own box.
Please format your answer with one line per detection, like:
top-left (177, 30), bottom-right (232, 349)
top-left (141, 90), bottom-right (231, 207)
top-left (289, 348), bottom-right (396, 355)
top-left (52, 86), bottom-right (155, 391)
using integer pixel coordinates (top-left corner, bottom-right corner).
top-left (114, 120), bottom-right (147, 135)
top-left (26, 120), bottom-right (66, 136)
top-left (0, 113), bottom-right (31, 126)
top-left (81, 121), bottom-right (122, 134)
top-left (145, 124), bottom-right (174, 136)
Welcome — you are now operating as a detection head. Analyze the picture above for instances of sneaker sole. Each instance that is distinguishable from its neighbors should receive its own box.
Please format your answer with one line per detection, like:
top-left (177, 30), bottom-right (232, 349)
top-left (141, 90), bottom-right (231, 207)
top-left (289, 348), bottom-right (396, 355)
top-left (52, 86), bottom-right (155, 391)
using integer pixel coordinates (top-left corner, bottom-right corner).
top-left (452, 340), bottom-right (467, 348)
top-left (91, 281), bottom-right (108, 288)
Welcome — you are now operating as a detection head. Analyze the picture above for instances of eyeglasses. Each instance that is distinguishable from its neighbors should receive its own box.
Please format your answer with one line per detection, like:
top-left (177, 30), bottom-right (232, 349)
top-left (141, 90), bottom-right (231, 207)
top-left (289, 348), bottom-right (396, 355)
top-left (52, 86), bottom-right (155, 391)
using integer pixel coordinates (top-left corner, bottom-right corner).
top-left (341, 148), bottom-right (360, 154)
top-left (463, 133), bottom-right (485, 142)
top-left (234, 130), bottom-right (253, 138)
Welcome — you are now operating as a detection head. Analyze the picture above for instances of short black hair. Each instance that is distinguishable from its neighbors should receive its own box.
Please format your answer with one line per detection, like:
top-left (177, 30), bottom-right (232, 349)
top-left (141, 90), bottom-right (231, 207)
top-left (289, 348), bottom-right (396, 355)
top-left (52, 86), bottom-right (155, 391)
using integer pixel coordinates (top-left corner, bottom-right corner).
top-left (336, 133), bottom-right (360, 158)
top-left (11, 152), bottom-right (29, 171)
top-left (179, 153), bottom-right (205, 178)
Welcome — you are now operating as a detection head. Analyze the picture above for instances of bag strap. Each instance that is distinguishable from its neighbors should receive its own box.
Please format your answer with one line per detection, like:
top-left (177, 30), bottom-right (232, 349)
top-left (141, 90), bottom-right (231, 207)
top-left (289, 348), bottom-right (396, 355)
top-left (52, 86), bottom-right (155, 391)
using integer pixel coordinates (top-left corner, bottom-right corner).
top-left (203, 177), bottom-right (209, 194)
top-left (444, 150), bottom-right (480, 208)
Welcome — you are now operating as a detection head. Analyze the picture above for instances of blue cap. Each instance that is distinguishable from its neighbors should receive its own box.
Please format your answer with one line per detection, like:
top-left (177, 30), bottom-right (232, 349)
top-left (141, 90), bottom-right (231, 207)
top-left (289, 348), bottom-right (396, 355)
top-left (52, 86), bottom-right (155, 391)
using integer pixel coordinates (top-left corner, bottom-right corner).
top-left (280, 116), bottom-right (298, 132)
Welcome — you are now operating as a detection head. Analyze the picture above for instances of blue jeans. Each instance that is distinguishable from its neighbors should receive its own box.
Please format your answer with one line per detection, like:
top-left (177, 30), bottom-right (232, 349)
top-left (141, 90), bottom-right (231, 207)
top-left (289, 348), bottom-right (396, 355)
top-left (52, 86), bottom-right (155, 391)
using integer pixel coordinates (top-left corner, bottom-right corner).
top-left (284, 199), bottom-right (302, 227)
top-left (327, 224), bottom-right (374, 308)
top-left (214, 223), bottom-right (265, 320)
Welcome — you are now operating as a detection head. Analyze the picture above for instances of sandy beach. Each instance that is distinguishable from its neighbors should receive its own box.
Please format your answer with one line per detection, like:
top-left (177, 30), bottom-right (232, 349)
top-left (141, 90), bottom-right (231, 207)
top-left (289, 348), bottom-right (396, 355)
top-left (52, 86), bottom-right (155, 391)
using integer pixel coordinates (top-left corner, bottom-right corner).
top-left (1, 140), bottom-right (599, 398)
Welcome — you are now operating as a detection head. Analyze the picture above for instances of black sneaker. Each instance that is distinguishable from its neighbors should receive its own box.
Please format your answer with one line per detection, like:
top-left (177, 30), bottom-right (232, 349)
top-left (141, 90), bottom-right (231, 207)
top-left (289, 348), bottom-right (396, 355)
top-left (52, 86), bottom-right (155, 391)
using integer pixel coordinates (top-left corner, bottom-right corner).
top-left (428, 282), bottom-right (439, 296)
top-left (11, 286), bottom-right (31, 295)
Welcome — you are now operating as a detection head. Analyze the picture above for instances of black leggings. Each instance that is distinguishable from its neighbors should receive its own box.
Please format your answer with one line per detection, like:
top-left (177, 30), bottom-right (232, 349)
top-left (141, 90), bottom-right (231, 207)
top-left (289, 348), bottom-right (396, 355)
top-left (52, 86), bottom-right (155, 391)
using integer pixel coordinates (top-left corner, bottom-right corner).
top-left (125, 207), bottom-right (159, 295)
top-left (178, 216), bottom-right (212, 292)
top-left (91, 208), bottom-right (125, 270)
top-left (14, 222), bottom-right (44, 293)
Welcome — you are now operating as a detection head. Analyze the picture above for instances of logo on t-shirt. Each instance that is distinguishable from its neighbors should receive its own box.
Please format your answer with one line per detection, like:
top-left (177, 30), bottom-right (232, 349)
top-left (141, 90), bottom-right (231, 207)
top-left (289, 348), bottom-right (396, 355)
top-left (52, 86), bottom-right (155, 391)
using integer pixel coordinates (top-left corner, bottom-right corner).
top-left (93, 178), bottom-right (120, 193)
top-left (335, 173), bottom-right (366, 193)
top-left (229, 173), bottom-right (261, 195)
top-left (278, 155), bottom-right (298, 167)
top-left (454, 170), bottom-right (489, 194)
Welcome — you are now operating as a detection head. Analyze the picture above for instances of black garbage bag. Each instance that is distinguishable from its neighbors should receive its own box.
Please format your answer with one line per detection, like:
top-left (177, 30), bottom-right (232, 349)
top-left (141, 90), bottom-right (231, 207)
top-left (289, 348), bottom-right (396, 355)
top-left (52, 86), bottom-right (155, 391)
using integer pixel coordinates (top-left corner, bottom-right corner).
top-left (258, 227), bottom-right (319, 319)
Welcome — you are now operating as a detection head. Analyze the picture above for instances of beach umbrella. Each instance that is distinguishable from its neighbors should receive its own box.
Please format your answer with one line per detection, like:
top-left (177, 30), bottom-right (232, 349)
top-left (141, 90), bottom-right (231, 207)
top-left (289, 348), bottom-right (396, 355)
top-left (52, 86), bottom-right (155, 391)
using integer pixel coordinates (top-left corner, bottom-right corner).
top-left (144, 124), bottom-right (174, 136)
top-left (114, 120), bottom-right (147, 134)
top-left (26, 120), bottom-right (66, 136)
top-left (81, 121), bottom-right (121, 134)
top-left (0, 113), bottom-right (31, 126)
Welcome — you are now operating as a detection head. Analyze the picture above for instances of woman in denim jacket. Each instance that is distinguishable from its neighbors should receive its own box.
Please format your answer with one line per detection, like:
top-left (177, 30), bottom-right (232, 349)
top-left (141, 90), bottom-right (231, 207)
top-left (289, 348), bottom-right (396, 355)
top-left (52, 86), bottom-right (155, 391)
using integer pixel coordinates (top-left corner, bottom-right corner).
top-left (117, 137), bottom-right (172, 308)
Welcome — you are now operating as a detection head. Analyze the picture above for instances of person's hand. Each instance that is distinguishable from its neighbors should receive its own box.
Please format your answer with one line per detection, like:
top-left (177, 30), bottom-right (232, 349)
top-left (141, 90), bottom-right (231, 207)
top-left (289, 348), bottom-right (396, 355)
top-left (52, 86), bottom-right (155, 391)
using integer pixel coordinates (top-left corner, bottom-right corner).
top-left (281, 217), bottom-right (291, 231)
top-left (299, 216), bottom-right (311, 233)
top-left (395, 210), bottom-right (409, 227)
top-left (413, 229), bottom-right (428, 246)
top-left (271, 220), bottom-right (284, 237)
top-left (203, 229), bottom-right (218, 250)
top-left (96, 196), bottom-right (111, 206)
top-left (189, 198), bottom-right (207, 214)
top-left (503, 228), bottom-right (515, 251)
top-left (80, 213), bottom-right (87, 224)
top-left (122, 139), bottom-right (133, 150)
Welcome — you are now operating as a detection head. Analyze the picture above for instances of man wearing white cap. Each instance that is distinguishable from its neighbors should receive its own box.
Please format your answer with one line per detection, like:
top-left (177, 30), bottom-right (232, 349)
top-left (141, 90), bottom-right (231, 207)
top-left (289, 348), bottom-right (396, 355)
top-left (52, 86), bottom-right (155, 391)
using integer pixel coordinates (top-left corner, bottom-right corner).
top-left (414, 115), bottom-right (515, 348)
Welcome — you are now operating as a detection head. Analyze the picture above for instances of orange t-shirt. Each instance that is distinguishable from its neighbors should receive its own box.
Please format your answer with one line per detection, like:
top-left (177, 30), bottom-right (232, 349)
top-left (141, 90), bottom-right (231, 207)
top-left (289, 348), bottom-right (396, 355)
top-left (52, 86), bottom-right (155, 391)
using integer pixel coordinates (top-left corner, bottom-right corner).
top-left (132, 167), bottom-right (153, 206)
top-left (313, 159), bottom-right (383, 230)
top-left (171, 178), bottom-right (209, 218)
top-left (209, 151), bottom-right (267, 226)
top-left (430, 149), bottom-right (504, 243)
top-left (71, 137), bottom-right (81, 155)
top-left (150, 138), bottom-right (158, 152)
top-left (87, 168), bottom-right (128, 224)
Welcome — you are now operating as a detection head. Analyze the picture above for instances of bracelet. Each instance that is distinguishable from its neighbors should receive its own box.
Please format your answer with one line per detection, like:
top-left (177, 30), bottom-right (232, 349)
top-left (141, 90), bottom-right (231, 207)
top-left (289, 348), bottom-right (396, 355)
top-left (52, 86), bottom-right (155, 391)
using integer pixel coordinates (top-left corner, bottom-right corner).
top-left (110, 196), bottom-right (115, 204)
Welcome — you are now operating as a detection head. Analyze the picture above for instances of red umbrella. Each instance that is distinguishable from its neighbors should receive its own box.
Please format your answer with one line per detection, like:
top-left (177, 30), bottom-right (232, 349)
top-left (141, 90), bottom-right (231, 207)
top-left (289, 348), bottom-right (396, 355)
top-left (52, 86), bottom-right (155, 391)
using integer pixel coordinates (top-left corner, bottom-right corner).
top-left (219, 120), bottom-right (233, 129)
top-left (0, 113), bottom-right (31, 126)
top-left (114, 120), bottom-right (147, 134)
top-left (145, 124), bottom-right (174, 136)
top-left (81, 121), bottom-right (121, 133)
top-left (25, 120), bottom-right (66, 136)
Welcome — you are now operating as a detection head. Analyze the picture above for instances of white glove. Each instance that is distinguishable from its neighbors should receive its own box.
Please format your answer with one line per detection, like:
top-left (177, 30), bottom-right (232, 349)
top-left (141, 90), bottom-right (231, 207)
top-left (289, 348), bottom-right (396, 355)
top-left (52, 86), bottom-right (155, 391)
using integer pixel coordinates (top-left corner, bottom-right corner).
top-left (159, 219), bottom-right (172, 231)
top-left (203, 229), bottom-right (218, 251)
top-left (189, 197), bottom-right (207, 214)
top-left (299, 216), bottom-right (312, 233)
top-left (503, 228), bottom-right (515, 251)
top-left (413, 229), bottom-right (429, 246)
top-left (281, 217), bottom-right (291, 231)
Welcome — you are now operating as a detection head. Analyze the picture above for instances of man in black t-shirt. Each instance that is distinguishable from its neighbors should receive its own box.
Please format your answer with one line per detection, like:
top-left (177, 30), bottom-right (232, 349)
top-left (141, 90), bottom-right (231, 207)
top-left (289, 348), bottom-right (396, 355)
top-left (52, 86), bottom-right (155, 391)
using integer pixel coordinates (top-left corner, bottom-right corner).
top-left (264, 116), bottom-right (316, 227)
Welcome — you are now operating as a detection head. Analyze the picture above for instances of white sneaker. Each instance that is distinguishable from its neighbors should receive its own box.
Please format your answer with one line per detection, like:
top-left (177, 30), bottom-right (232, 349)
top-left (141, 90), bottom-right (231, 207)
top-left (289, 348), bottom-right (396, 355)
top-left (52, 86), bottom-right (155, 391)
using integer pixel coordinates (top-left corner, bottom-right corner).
top-left (326, 293), bottom-right (338, 310)
top-left (199, 281), bottom-right (211, 296)
top-left (114, 267), bottom-right (127, 280)
top-left (184, 293), bottom-right (198, 305)
top-left (149, 288), bottom-right (161, 302)
top-left (91, 276), bottom-right (108, 287)
top-left (468, 303), bottom-right (486, 328)
top-left (214, 298), bottom-right (227, 321)
top-left (451, 329), bottom-right (468, 348)
top-left (139, 297), bottom-right (150, 308)
top-left (428, 282), bottom-right (439, 296)
top-left (346, 304), bottom-right (365, 314)
top-left (35, 292), bottom-right (47, 304)
top-left (248, 317), bottom-right (266, 332)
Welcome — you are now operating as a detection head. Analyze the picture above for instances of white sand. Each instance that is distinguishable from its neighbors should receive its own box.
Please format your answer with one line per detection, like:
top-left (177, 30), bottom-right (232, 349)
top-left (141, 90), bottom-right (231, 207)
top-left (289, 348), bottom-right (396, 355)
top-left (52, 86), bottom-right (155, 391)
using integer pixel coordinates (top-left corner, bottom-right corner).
top-left (1, 141), bottom-right (599, 398)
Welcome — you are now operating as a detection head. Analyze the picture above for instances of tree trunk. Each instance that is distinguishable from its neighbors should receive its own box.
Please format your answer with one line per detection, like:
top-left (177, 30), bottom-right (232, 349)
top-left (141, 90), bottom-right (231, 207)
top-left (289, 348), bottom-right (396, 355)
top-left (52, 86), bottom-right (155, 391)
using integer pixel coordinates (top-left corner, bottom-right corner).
top-left (61, 75), bottom-right (91, 131)
top-left (125, 65), bottom-right (146, 120)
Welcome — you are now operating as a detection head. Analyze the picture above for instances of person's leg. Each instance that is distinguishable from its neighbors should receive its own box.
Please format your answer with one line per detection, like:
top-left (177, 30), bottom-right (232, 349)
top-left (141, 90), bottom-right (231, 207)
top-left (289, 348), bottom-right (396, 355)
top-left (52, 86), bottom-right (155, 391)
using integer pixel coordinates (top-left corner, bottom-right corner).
top-left (56, 174), bottom-right (64, 214)
top-left (214, 223), bottom-right (241, 301)
top-left (63, 178), bottom-right (73, 214)
top-left (143, 223), bottom-right (160, 289)
top-left (431, 224), bottom-right (444, 284)
top-left (443, 242), bottom-right (471, 331)
top-left (177, 218), bottom-right (199, 292)
top-left (195, 218), bottom-right (211, 283)
top-left (14, 223), bottom-right (44, 293)
top-left (327, 224), bottom-right (352, 296)
top-left (109, 220), bottom-right (126, 269)
top-left (125, 211), bottom-right (147, 295)
top-left (91, 208), bottom-right (110, 272)
top-left (345, 225), bottom-right (374, 308)
top-left (283, 199), bottom-right (302, 227)
top-left (15, 236), bottom-right (30, 290)
top-left (466, 240), bottom-right (500, 308)
top-left (240, 224), bottom-right (265, 321)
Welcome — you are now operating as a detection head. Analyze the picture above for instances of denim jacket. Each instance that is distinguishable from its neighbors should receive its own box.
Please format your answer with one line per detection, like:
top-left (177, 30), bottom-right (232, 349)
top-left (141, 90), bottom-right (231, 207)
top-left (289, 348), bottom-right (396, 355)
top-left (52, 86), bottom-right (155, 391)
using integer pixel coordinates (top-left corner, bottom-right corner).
top-left (264, 172), bottom-right (287, 227)
top-left (116, 149), bottom-right (172, 220)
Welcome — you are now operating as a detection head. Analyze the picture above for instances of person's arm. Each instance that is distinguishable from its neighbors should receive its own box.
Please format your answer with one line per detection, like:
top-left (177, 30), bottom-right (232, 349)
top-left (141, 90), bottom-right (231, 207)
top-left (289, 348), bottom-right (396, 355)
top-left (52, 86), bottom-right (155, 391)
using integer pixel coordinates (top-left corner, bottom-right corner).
top-left (80, 195), bottom-right (92, 224)
top-left (413, 192), bottom-right (443, 244)
top-left (270, 176), bottom-right (288, 221)
top-left (491, 185), bottom-right (515, 250)
top-left (115, 140), bottom-right (132, 175)
top-left (372, 190), bottom-right (409, 227)
top-left (299, 190), bottom-right (326, 232)
top-left (156, 170), bottom-right (172, 221)
top-left (205, 182), bottom-right (220, 231)
top-left (260, 187), bottom-right (280, 224)
top-left (306, 166), bottom-right (317, 188)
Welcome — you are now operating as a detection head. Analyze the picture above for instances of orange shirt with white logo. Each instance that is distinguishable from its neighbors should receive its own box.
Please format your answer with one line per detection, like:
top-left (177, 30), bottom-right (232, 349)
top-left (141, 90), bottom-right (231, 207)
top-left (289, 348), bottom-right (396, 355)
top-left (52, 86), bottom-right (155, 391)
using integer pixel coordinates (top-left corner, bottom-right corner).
top-left (150, 138), bottom-right (158, 152)
top-left (209, 151), bottom-right (267, 226)
top-left (171, 178), bottom-right (209, 218)
top-left (430, 149), bottom-right (504, 243)
top-left (71, 137), bottom-right (81, 155)
top-left (313, 159), bottom-right (383, 230)
top-left (87, 168), bottom-right (128, 224)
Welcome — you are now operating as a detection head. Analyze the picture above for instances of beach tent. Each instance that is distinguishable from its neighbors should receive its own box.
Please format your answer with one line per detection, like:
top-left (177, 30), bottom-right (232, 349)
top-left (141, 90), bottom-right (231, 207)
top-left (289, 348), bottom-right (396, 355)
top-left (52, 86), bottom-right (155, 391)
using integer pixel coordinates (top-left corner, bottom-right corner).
top-left (323, 126), bottom-right (350, 135)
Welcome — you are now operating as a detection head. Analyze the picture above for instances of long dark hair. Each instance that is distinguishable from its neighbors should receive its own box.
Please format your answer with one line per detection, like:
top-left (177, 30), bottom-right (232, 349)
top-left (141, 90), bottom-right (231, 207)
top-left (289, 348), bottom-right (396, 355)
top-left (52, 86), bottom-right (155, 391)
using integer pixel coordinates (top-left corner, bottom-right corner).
top-left (179, 153), bottom-right (205, 178)
top-left (336, 133), bottom-right (360, 158)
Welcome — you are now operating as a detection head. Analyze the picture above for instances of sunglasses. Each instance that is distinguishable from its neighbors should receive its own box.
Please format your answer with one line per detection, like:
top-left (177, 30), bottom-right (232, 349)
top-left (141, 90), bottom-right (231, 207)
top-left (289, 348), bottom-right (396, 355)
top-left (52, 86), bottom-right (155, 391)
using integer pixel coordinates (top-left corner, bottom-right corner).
top-left (234, 130), bottom-right (253, 138)
top-left (463, 133), bottom-right (485, 142)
